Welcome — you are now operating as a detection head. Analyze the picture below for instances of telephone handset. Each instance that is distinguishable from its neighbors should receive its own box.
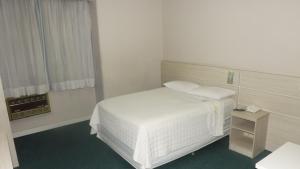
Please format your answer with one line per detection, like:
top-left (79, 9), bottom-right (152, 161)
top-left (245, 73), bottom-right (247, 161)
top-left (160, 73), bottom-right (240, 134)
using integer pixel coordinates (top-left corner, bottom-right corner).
top-left (246, 105), bottom-right (261, 113)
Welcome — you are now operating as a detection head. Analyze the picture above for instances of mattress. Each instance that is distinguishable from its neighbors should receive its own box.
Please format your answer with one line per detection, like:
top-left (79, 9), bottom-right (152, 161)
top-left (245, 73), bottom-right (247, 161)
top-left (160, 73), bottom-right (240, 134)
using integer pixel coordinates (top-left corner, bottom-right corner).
top-left (90, 88), bottom-right (235, 169)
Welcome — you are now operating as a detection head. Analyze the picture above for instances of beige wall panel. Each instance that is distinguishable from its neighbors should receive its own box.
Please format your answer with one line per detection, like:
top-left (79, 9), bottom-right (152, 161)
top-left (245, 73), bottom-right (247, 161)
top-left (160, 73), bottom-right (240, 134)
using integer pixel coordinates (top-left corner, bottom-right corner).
top-left (240, 71), bottom-right (300, 98)
top-left (239, 88), bottom-right (300, 119)
top-left (266, 114), bottom-right (300, 151)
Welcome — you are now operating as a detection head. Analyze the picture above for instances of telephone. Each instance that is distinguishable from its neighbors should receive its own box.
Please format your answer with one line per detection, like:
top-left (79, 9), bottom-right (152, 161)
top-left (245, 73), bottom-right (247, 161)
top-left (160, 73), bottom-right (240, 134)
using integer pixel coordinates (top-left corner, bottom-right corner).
top-left (246, 105), bottom-right (261, 113)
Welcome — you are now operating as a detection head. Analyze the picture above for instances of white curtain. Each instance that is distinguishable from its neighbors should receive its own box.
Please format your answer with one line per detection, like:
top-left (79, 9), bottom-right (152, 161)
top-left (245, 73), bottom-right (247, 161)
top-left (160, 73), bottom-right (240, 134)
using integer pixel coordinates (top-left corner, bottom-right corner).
top-left (0, 0), bottom-right (95, 97)
top-left (40, 0), bottom-right (95, 91)
top-left (0, 0), bottom-right (49, 97)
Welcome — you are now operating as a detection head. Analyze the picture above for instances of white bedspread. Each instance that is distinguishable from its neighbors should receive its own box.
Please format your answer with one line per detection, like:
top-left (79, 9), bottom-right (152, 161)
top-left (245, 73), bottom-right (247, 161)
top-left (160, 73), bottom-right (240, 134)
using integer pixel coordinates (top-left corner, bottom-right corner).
top-left (90, 88), bottom-right (234, 169)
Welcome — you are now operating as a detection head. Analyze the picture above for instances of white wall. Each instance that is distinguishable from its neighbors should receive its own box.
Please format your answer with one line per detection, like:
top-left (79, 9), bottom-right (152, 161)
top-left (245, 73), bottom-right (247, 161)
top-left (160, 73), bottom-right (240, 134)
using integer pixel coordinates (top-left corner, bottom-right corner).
top-left (10, 88), bottom-right (96, 135)
top-left (0, 77), bottom-right (18, 167)
top-left (163, 0), bottom-right (300, 77)
top-left (96, 0), bottom-right (164, 98)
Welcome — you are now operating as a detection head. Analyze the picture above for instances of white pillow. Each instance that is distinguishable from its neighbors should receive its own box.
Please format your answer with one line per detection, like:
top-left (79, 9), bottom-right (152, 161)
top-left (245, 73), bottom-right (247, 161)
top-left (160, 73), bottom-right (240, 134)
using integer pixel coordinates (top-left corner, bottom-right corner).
top-left (164, 81), bottom-right (200, 92)
top-left (188, 86), bottom-right (236, 100)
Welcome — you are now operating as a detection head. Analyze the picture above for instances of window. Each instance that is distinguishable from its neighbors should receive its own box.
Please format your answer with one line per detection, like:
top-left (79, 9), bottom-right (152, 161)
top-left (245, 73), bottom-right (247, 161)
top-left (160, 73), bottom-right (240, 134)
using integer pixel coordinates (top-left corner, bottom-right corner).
top-left (0, 0), bottom-right (95, 97)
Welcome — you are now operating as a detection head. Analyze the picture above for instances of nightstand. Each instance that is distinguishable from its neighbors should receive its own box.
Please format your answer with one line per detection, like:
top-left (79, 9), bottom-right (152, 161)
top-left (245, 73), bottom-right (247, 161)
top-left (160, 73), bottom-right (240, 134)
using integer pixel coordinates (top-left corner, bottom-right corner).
top-left (229, 110), bottom-right (269, 158)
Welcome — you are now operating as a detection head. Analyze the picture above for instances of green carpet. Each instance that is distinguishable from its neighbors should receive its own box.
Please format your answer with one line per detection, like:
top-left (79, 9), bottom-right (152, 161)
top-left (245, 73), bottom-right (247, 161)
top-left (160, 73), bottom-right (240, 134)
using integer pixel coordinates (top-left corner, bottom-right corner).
top-left (15, 121), bottom-right (270, 169)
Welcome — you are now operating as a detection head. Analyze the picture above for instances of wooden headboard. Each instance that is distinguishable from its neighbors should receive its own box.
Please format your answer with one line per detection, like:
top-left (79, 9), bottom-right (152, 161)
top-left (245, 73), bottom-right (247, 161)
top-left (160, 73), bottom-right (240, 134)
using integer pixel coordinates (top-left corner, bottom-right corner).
top-left (161, 60), bottom-right (240, 91)
top-left (162, 60), bottom-right (300, 151)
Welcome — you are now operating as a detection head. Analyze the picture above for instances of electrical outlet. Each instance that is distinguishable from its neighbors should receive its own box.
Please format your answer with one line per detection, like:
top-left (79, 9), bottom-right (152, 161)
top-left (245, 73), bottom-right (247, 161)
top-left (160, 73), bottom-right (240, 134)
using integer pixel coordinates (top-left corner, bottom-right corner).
top-left (227, 71), bottom-right (234, 84)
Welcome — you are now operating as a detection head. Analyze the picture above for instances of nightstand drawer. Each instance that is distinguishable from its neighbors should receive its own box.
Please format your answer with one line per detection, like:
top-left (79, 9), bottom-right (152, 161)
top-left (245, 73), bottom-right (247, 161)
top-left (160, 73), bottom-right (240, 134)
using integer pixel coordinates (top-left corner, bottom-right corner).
top-left (231, 116), bottom-right (255, 134)
top-left (230, 128), bottom-right (254, 157)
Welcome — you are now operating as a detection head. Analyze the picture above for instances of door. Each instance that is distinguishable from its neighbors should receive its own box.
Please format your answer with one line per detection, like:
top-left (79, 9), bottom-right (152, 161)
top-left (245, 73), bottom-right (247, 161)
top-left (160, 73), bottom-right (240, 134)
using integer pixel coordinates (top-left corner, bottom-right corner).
top-left (0, 76), bottom-right (19, 167)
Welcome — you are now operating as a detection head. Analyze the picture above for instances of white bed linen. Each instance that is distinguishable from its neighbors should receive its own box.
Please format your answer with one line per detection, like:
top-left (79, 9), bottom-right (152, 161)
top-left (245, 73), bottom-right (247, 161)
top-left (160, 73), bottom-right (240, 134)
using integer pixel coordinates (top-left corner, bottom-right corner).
top-left (90, 88), bottom-right (235, 169)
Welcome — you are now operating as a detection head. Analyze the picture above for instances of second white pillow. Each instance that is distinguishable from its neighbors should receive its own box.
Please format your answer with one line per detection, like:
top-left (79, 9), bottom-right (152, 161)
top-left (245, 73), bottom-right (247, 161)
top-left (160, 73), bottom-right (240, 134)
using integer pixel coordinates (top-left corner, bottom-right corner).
top-left (188, 86), bottom-right (236, 100)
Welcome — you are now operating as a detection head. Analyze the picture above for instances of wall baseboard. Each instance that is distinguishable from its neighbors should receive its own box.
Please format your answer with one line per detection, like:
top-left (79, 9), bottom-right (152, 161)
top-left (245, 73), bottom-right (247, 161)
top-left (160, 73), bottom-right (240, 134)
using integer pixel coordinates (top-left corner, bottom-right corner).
top-left (13, 116), bottom-right (91, 138)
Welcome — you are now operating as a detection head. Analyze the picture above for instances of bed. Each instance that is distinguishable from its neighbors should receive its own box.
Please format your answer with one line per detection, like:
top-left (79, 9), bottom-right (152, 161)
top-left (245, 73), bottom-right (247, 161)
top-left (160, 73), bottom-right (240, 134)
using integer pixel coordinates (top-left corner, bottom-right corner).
top-left (90, 87), bottom-right (235, 169)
